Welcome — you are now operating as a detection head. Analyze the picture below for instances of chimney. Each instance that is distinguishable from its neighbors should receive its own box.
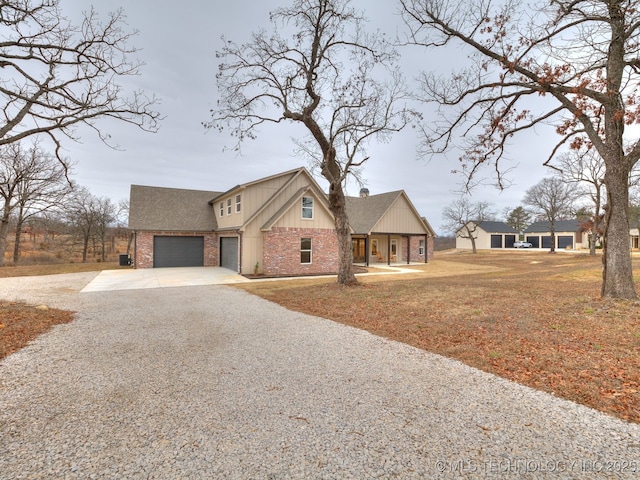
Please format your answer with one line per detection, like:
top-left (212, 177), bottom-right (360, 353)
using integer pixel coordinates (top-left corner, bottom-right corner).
top-left (359, 187), bottom-right (369, 198)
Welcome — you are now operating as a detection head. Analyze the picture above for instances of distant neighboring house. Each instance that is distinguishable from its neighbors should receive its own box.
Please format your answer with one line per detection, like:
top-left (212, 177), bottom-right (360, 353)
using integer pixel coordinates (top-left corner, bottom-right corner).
top-left (129, 167), bottom-right (435, 276)
top-left (455, 221), bottom-right (518, 250)
top-left (524, 219), bottom-right (589, 249)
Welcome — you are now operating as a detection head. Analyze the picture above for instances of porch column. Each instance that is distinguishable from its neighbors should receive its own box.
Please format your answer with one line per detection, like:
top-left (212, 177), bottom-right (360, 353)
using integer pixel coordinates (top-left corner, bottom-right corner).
top-left (365, 235), bottom-right (369, 266)
top-left (406, 235), bottom-right (410, 265)
top-left (387, 234), bottom-right (391, 265)
top-left (425, 234), bottom-right (428, 264)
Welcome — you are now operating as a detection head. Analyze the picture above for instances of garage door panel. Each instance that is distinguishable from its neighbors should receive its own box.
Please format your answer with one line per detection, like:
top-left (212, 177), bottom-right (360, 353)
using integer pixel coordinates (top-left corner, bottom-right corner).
top-left (504, 235), bottom-right (516, 248)
top-left (154, 236), bottom-right (204, 268)
top-left (558, 235), bottom-right (573, 249)
top-left (220, 237), bottom-right (238, 271)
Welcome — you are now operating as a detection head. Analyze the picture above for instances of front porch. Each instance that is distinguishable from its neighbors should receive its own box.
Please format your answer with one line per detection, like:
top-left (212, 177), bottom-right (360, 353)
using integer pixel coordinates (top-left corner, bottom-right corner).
top-left (351, 233), bottom-right (431, 266)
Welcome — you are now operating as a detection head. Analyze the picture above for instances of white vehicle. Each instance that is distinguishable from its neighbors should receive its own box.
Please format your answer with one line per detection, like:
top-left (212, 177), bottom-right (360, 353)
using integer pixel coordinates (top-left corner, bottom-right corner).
top-left (513, 241), bottom-right (533, 248)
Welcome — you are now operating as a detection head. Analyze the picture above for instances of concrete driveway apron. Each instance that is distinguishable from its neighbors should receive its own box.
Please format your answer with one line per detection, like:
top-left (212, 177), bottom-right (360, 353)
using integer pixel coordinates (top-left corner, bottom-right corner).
top-left (80, 266), bottom-right (249, 292)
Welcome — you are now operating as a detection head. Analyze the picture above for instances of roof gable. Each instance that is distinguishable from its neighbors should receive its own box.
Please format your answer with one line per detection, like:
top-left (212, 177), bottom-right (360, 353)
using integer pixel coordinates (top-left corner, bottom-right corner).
top-left (241, 167), bottom-right (332, 231)
top-left (346, 191), bottom-right (434, 235)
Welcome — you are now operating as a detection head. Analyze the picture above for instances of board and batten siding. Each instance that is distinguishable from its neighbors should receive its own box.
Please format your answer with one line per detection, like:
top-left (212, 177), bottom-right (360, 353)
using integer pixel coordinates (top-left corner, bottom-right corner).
top-left (237, 171), bottom-right (331, 274)
top-left (373, 196), bottom-right (430, 234)
top-left (215, 172), bottom-right (296, 230)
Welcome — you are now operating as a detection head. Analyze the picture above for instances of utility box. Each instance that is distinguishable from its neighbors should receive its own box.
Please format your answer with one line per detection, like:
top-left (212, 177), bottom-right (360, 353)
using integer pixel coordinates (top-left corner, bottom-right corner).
top-left (119, 254), bottom-right (131, 267)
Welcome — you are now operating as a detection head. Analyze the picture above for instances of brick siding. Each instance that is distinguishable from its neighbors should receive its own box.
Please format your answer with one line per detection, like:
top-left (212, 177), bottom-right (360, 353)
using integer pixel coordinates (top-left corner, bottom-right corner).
top-left (263, 227), bottom-right (339, 276)
top-left (407, 235), bottom-right (434, 263)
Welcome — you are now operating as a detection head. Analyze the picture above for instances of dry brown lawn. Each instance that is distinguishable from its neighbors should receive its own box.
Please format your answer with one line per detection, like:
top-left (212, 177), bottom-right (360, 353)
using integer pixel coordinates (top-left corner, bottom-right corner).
top-left (235, 250), bottom-right (640, 424)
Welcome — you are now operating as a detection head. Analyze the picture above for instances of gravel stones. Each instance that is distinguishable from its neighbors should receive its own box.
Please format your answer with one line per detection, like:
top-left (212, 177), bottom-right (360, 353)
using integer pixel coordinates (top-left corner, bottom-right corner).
top-left (1, 274), bottom-right (640, 479)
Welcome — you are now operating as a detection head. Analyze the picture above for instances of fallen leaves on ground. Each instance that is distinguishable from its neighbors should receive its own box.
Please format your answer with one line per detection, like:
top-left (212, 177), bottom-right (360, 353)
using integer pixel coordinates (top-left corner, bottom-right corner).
top-left (238, 251), bottom-right (640, 423)
top-left (0, 302), bottom-right (74, 360)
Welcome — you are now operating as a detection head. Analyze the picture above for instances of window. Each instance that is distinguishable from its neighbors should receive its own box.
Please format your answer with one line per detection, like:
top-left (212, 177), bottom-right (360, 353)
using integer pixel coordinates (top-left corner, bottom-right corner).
top-left (235, 194), bottom-right (242, 213)
top-left (219, 201), bottom-right (224, 217)
top-left (227, 198), bottom-right (232, 215)
top-left (301, 238), bottom-right (312, 264)
top-left (419, 239), bottom-right (425, 255)
top-left (302, 196), bottom-right (314, 219)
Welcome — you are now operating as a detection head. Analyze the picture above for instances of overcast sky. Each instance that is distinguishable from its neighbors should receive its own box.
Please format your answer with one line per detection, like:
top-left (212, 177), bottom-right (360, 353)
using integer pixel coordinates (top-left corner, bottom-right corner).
top-left (58, 0), bottom-right (556, 235)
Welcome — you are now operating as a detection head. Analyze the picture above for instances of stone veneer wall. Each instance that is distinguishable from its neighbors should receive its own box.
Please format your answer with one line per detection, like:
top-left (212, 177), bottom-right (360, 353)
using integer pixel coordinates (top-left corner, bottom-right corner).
top-left (263, 227), bottom-right (339, 276)
top-left (133, 231), bottom-right (219, 268)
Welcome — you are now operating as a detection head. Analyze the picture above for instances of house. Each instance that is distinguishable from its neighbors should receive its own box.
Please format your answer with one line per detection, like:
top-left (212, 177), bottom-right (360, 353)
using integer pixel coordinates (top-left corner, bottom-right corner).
top-left (129, 167), bottom-right (435, 276)
top-left (455, 221), bottom-right (518, 250)
top-left (524, 219), bottom-right (589, 249)
top-left (631, 228), bottom-right (639, 250)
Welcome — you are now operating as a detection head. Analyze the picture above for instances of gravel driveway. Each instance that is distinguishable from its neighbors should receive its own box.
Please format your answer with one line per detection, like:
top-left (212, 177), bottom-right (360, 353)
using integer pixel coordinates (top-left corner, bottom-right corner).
top-left (1, 273), bottom-right (640, 479)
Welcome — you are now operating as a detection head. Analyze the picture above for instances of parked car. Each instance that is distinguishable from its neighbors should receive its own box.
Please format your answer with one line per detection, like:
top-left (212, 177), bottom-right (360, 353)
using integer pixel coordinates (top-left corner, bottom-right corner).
top-left (513, 241), bottom-right (533, 248)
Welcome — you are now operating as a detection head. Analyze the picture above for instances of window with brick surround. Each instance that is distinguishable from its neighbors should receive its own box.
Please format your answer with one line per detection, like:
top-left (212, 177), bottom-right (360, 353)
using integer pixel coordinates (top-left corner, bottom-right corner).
top-left (419, 239), bottom-right (425, 255)
top-left (302, 196), bottom-right (313, 219)
top-left (235, 194), bottom-right (241, 213)
top-left (301, 238), bottom-right (312, 264)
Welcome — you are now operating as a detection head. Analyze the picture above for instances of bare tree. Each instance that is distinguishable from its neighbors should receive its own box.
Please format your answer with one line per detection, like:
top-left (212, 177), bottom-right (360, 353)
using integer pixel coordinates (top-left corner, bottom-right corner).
top-left (116, 199), bottom-right (134, 254)
top-left (93, 196), bottom-right (117, 262)
top-left (556, 148), bottom-right (606, 255)
top-left (65, 186), bottom-right (99, 263)
top-left (400, 0), bottom-right (640, 299)
top-left (523, 177), bottom-right (577, 253)
top-left (207, 0), bottom-right (415, 285)
top-left (441, 198), bottom-right (493, 253)
top-left (0, 1), bottom-right (160, 158)
top-left (0, 142), bottom-right (71, 265)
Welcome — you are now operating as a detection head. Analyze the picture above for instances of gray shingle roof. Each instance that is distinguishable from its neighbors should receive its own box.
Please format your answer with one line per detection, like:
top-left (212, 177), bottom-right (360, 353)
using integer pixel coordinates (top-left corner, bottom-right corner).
top-left (129, 185), bottom-right (221, 231)
top-left (345, 191), bottom-right (402, 234)
top-left (476, 221), bottom-right (517, 233)
top-left (525, 219), bottom-right (583, 233)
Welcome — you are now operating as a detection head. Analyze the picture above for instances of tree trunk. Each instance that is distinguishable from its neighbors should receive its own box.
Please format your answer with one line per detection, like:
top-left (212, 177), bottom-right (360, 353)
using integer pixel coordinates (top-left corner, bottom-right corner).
top-left (590, 192), bottom-right (602, 256)
top-left (82, 233), bottom-right (90, 263)
top-left (320, 150), bottom-right (357, 285)
top-left (0, 223), bottom-right (8, 266)
top-left (0, 208), bottom-right (11, 267)
top-left (326, 182), bottom-right (357, 285)
top-left (602, 165), bottom-right (637, 299)
top-left (13, 218), bottom-right (23, 263)
top-left (600, 0), bottom-right (637, 299)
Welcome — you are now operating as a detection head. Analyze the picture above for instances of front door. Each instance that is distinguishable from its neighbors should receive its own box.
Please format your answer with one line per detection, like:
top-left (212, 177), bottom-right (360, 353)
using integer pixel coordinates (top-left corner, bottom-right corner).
top-left (390, 239), bottom-right (398, 262)
top-left (352, 238), bottom-right (366, 263)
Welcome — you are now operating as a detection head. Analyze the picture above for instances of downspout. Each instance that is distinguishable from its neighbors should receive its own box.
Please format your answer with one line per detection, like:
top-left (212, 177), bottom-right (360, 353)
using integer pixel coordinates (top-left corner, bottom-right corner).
top-left (238, 230), bottom-right (243, 274)
top-left (133, 231), bottom-right (137, 268)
